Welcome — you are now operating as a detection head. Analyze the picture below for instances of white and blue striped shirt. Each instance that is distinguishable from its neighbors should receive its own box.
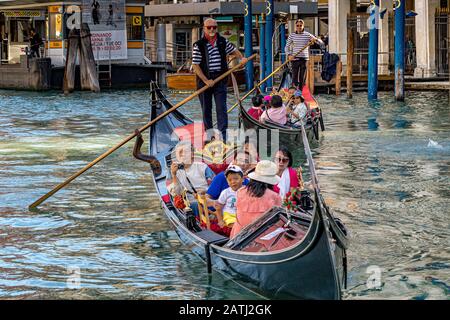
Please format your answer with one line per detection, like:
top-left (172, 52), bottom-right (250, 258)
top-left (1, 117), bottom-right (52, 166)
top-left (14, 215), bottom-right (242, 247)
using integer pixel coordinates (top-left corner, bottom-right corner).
top-left (285, 31), bottom-right (321, 60)
top-left (192, 38), bottom-right (236, 72)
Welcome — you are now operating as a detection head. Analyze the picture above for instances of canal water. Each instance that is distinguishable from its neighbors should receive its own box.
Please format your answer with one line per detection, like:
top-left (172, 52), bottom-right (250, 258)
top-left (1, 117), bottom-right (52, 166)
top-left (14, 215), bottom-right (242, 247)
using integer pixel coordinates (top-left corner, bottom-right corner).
top-left (0, 88), bottom-right (448, 299)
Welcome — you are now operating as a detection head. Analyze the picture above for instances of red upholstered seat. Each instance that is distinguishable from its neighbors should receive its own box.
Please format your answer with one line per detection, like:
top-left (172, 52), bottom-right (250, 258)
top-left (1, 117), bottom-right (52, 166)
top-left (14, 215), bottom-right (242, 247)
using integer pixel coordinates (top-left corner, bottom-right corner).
top-left (173, 122), bottom-right (205, 150)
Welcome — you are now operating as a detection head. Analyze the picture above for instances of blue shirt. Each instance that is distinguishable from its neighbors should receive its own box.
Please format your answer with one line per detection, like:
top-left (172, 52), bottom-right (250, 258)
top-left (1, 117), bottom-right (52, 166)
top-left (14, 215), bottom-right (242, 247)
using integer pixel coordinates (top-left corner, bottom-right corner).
top-left (206, 172), bottom-right (249, 200)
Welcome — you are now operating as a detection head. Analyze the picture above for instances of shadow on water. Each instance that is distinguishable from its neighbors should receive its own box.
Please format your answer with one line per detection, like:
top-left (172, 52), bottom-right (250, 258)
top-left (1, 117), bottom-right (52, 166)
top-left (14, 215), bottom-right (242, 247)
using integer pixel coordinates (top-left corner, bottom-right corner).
top-left (0, 88), bottom-right (449, 299)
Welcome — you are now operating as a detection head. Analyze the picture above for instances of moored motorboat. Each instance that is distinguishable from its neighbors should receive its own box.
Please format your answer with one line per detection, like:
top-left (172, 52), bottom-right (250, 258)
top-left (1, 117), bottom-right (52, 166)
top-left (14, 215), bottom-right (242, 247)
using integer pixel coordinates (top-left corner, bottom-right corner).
top-left (146, 81), bottom-right (348, 300)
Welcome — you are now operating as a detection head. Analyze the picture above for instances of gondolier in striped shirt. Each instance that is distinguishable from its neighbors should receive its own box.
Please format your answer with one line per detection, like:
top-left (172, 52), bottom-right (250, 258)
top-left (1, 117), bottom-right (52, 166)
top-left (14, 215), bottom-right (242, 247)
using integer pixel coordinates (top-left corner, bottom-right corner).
top-left (285, 19), bottom-right (323, 90)
top-left (192, 18), bottom-right (247, 141)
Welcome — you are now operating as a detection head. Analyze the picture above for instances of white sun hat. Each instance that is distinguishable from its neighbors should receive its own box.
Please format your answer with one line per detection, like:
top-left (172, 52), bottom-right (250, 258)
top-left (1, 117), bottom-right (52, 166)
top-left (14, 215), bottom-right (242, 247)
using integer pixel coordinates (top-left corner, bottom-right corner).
top-left (248, 160), bottom-right (280, 185)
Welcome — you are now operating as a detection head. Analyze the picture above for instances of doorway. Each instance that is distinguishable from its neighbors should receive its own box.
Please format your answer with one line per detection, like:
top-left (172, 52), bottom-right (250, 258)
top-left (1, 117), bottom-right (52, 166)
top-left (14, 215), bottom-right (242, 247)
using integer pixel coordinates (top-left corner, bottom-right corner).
top-left (174, 30), bottom-right (191, 68)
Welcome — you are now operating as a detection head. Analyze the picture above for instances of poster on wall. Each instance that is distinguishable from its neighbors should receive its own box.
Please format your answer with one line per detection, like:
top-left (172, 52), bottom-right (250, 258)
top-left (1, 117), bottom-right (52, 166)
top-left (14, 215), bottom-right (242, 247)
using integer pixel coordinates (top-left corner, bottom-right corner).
top-left (218, 23), bottom-right (239, 48)
top-left (81, 0), bottom-right (127, 60)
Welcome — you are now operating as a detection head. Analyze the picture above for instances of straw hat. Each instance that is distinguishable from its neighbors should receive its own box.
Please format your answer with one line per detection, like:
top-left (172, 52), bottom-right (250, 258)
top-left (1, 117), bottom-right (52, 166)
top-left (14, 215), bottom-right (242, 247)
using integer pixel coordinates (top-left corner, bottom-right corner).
top-left (248, 160), bottom-right (280, 185)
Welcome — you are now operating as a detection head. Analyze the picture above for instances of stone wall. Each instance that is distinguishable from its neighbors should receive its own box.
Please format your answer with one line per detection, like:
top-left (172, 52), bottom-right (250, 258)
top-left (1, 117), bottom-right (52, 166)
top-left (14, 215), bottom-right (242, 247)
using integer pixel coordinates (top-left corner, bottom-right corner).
top-left (0, 56), bottom-right (51, 90)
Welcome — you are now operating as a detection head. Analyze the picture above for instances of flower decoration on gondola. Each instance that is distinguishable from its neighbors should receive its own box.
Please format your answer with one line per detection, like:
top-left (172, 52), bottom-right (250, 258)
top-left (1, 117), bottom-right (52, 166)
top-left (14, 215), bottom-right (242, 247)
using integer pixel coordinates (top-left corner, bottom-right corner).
top-left (283, 188), bottom-right (313, 212)
top-left (173, 194), bottom-right (186, 209)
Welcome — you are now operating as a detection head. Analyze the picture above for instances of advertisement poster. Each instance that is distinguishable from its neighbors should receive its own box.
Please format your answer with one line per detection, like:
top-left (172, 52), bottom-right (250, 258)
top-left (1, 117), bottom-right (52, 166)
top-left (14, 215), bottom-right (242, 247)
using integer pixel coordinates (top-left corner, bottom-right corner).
top-left (82, 0), bottom-right (127, 60)
top-left (218, 23), bottom-right (239, 48)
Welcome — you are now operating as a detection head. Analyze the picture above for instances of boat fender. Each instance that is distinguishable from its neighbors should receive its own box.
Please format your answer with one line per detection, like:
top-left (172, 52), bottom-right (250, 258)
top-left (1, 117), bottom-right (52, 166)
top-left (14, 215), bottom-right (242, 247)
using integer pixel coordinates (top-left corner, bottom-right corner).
top-left (313, 121), bottom-right (320, 140)
top-left (319, 110), bottom-right (325, 131)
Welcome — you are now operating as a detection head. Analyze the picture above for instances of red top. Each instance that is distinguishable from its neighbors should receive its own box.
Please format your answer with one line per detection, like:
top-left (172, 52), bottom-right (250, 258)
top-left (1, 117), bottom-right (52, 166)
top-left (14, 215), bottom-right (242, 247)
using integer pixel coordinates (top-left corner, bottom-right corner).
top-left (247, 107), bottom-right (264, 121)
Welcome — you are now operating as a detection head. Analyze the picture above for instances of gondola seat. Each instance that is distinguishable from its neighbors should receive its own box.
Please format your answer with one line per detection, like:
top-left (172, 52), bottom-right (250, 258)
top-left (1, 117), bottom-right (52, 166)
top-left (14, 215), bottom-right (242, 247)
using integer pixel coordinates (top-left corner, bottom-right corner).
top-left (195, 229), bottom-right (229, 245)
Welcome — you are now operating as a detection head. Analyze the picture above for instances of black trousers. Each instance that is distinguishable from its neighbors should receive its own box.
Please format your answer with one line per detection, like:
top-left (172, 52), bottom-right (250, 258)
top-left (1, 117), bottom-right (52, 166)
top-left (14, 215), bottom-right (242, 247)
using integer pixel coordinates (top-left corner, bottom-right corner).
top-left (197, 72), bottom-right (228, 141)
top-left (292, 58), bottom-right (307, 89)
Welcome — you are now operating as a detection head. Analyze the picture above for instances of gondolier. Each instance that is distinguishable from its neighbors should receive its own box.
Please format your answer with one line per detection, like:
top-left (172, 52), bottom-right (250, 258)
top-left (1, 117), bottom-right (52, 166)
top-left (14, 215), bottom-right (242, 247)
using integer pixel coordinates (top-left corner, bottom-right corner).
top-left (285, 19), bottom-right (323, 89)
top-left (192, 18), bottom-right (247, 141)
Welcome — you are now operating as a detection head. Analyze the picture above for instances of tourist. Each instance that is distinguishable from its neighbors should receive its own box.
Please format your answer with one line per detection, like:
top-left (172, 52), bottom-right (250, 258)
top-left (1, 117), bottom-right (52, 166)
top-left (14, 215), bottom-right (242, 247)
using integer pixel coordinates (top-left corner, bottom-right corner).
top-left (230, 160), bottom-right (282, 238)
top-left (285, 19), bottom-right (323, 89)
top-left (260, 95), bottom-right (287, 125)
top-left (167, 141), bottom-right (215, 216)
top-left (287, 90), bottom-right (308, 125)
top-left (29, 28), bottom-right (42, 58)
top-left (192, 18), bottom-right (248, 141)
top-left (273, 147), bottom-right (303, 198)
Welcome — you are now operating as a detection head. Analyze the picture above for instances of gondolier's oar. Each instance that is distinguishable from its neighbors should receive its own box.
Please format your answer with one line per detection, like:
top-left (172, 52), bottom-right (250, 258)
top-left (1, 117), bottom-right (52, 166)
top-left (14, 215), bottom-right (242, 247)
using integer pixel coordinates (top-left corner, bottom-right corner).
top-left (29, 54), bottom-right (257, 210)
top-left (226, 40), bottom-right (315, 115)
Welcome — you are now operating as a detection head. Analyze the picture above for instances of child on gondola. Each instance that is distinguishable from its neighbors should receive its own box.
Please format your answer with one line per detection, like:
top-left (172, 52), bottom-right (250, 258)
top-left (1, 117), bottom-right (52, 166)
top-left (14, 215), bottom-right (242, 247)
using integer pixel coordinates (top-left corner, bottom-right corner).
top-left (212, 165), bottom-right (245, 235)
top-left (247, 95), bottom-right (265, 121)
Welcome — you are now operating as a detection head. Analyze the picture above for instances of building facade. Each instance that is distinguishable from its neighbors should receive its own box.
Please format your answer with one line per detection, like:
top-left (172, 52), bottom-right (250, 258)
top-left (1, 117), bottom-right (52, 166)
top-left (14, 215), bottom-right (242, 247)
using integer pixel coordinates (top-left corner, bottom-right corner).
top-left (0, 0), bottom-right (147, 67)
top-left (144, 0), bottom-right (321, 68)
top-left (327, 0), bottom-right (449, 78)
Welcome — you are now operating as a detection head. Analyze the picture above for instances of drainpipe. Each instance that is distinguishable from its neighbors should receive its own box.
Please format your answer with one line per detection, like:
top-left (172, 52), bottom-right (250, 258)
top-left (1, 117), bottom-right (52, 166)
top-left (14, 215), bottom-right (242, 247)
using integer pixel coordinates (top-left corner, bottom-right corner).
top-left (157, 23), bottom-right (167, 88)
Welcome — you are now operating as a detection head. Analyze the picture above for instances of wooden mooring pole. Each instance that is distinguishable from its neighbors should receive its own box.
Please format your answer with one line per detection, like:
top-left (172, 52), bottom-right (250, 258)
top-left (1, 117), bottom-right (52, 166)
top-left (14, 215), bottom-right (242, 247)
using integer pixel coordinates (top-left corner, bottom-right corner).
top-left (63, 29), bottom-right (80, 94)
top-left (80, 23), bottom-right (100, 92)
top-left (347, 26), bottom-right (353, 98)
top-left (335, 60), bottom-right (342, 95)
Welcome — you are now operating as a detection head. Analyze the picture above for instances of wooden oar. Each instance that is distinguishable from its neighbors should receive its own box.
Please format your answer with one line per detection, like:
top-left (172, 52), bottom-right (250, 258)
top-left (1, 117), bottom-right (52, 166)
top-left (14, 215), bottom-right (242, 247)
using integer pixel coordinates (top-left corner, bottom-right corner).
top-left (29, 54), bottom-right (257, 210)
top-left (225, 40), bottom-right (315, 115)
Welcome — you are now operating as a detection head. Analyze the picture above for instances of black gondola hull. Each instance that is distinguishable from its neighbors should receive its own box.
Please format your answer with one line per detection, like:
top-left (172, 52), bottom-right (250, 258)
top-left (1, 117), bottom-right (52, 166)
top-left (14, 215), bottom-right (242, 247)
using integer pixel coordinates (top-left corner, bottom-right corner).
top-left (148, 82), bottom-right (347, 300)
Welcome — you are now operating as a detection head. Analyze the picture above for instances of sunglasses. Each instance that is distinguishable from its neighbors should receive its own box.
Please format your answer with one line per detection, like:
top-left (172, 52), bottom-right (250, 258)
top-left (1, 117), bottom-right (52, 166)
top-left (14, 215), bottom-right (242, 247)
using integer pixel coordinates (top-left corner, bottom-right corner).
top-left (275, 157), bottom-right (290, 163)
top-left (206, 26), bottom-right (217, 30)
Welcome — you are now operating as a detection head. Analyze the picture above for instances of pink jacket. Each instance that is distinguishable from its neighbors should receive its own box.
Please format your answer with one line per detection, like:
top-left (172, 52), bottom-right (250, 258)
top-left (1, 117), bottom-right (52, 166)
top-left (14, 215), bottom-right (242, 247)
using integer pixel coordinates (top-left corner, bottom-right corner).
top-left (260, 107), bottom-right (287, 125)
top-left (230, 187), bottom-right (282, 238)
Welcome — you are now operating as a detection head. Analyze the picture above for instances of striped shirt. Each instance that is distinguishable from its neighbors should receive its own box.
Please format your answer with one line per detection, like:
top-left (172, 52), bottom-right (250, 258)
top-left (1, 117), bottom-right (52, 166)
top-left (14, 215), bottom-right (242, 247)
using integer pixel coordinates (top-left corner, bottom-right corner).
top-left (192, 38), bottom-right (236, 72)
top-left (285, 31), bottom-right (321, 60)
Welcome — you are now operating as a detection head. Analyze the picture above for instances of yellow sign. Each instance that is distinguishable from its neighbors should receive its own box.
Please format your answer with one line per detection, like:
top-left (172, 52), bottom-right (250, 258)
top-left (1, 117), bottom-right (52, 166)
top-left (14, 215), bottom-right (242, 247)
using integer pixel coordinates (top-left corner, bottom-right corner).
top-left (4, 10), bottom-right (42, 17)
top-left (132, 16), bottom-right (142, 26)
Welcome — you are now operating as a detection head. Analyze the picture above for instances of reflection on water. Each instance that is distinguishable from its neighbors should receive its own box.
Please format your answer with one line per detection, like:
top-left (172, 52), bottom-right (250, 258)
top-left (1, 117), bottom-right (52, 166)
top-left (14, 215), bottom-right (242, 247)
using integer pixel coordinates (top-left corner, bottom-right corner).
top-left (0, 89), bottom-right (449, 299)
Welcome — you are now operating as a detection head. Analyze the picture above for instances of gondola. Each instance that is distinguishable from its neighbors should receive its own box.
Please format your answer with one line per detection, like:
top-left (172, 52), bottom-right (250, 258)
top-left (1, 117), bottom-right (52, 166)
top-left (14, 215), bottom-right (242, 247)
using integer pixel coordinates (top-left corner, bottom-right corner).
top-left (239, 70), bottom-right (325, 147)
top-left (147, 81), bottom-right (348, 300)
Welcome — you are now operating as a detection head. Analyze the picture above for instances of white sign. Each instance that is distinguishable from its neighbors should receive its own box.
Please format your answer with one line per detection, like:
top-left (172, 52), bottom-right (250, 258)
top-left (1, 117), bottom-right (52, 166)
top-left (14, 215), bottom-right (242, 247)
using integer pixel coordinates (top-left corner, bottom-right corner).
top-left (82, 0), bottom-right (127, 60)
top-left (91, 30), bottom-right (127, 60)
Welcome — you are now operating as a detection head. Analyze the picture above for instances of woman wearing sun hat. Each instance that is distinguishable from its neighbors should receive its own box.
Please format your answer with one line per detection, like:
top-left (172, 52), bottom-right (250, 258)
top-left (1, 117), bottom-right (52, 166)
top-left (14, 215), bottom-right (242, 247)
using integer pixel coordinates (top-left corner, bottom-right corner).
top-left (230, 160), bottom-right (282, 238)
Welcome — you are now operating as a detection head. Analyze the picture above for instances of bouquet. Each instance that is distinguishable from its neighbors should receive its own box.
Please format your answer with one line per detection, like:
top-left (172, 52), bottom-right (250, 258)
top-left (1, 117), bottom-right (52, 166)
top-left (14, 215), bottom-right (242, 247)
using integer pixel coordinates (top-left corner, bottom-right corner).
top-left (283, 188), bottom-right (313, 212)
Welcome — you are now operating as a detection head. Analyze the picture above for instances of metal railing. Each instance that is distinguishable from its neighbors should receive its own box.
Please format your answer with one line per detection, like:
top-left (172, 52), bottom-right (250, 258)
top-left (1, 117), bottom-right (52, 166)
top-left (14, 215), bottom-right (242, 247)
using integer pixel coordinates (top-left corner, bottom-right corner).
top-left (145, 38), bottom-right (192, 68)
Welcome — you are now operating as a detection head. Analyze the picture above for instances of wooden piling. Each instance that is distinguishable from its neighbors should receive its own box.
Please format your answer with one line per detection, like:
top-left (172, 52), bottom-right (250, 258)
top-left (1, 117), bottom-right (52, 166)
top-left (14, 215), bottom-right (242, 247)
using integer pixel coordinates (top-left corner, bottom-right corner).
top-left (347, 26), bottom-right (354, 98)
top-left (79, 23), bottom-right (100, 92)
top-left (335, 60), bottom-right (342, 95)
top-left (63, 29), bottom-right (80, 94)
